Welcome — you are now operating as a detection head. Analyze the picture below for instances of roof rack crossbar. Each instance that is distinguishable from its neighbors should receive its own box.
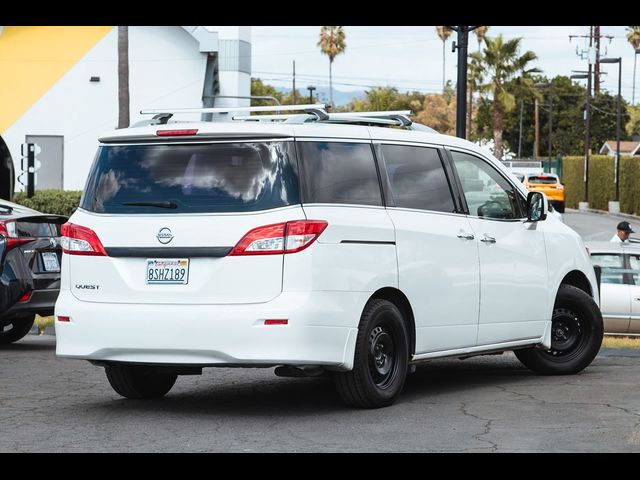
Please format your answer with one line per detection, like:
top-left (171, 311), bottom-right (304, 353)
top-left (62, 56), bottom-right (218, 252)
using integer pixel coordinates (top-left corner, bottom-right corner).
top-left (140, 104), bottom-right (328, 116)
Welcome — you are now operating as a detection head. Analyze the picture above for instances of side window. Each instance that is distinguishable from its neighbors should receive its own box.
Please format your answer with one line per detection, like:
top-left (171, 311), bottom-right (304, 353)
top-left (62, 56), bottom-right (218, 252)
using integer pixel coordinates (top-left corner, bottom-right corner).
top-left (297, 142), bottom-right (382, 206)
top-left (591, 254), bottom-right (625, 285)
top-left (450, 151), bottom-right (523, 220)
top-left (380, 144), bottom-right (455, 213)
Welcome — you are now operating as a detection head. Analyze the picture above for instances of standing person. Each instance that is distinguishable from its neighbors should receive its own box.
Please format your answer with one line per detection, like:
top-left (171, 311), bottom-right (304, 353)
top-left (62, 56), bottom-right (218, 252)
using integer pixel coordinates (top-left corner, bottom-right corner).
top-left (610, 221), bottom-right (635, 243)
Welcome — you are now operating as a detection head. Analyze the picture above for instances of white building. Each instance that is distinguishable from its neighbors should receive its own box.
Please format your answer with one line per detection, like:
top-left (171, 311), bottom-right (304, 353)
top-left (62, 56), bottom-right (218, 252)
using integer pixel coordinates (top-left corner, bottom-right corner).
top-left (0, 26), bottom-right (251, 195)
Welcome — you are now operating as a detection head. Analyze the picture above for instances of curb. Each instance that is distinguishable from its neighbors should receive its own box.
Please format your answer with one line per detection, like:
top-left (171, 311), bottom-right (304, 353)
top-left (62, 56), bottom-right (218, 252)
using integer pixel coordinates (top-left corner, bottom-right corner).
top-left (566, 208), bottom-right (640, 222)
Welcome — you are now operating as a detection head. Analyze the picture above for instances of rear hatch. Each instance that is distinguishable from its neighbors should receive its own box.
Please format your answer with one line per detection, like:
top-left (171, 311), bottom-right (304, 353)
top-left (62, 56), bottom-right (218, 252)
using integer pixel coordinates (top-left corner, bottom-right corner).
top-left (68, 140), bottom-right (303, 305)
top-left (15, 215), bottom-right (66, 289)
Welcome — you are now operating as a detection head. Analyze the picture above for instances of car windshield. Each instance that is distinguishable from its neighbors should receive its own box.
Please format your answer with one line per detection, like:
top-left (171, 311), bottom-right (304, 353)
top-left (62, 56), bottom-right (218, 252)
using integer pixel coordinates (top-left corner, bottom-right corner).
top-left (80, 142), bottom-right (300, 214)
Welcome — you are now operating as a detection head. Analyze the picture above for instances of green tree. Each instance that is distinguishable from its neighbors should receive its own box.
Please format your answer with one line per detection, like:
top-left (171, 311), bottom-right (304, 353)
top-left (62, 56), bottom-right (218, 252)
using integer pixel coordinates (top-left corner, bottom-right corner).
top-left (317, 26), bottom-right (346, 107)
top-left (475, 35), bottom-right (540, 159)
top-left (626, 104), bottom-right (640, 137)
top-left (250, 78), bottom-right (283, 107)
top-left (435, 26), bottom-right (453, 92)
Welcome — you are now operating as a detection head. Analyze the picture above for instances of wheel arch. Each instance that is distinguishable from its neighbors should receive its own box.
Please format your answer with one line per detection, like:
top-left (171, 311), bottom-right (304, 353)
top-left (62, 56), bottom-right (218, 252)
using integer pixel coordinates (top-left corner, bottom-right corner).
top-left (559, 270), bottom-right (593, 298)
top-left (369, 287), bottom-right (416, 356)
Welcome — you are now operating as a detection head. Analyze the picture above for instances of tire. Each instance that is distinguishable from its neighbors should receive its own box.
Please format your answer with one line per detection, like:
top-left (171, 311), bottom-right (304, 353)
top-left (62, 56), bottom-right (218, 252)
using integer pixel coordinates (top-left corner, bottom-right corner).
top-left (105, 364), bottom-right (177, 399)
top-left (0, 315), bottom-right (35, 344)
top-left (334, 299), bottom-right (409, 408)
top-left (555, 202), bottom-right (565, 213)
top-left (515, 284), bottom-right (603, 375)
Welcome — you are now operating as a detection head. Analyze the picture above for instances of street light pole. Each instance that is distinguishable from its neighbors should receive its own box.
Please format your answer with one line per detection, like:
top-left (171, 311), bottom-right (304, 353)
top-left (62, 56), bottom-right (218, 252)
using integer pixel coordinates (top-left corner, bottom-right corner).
top-left (570, 71), bottom-right (591, 207)
top-left (449, 26), bottom-right (479, 139)
top-left (307, 86), bottom-right (316, 104)
top-left (601, 57), bottom-right (622, 206)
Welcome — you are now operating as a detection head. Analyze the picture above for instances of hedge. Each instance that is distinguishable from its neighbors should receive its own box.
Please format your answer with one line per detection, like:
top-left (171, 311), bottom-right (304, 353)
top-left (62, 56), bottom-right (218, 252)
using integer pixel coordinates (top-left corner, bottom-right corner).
top-left (562, 155), bottom-right (640, 215)
top-left (13, 190), bottom-right (82, 218)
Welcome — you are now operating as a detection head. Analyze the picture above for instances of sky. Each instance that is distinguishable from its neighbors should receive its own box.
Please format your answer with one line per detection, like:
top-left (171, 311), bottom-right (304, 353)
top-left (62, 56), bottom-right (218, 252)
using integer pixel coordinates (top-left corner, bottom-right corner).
top-left (251, 26), bottom-right (638, 103)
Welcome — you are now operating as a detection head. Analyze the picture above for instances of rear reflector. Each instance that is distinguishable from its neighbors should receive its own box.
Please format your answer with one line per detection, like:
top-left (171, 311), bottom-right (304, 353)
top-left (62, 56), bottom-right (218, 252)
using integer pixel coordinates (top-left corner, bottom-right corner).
top-left (61, 223), bottom-right (107, 256)
top-left (228, 220), bottom-right (328, 256)
top-left (18, 290), bottom-right (32, 303)
top-left (156, 129), bottom-right (199, 137)
top-left (57, 316), bottom-right (71, 323)
top-left (264, 319), bottom-right (288, 325)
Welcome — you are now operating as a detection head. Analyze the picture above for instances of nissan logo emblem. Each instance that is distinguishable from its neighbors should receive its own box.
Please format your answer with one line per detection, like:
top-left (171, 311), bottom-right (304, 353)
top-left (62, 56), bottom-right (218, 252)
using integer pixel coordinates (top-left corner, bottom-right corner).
top-left (156, 227), bottom-right (174, 245)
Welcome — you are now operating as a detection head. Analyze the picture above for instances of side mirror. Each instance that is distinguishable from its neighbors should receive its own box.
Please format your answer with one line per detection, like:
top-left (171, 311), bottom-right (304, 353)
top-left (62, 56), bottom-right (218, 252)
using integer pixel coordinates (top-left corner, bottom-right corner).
top-left (0, 234), bottom-right (6, 275)
top-left (527, 191), bottom-right (548, 222)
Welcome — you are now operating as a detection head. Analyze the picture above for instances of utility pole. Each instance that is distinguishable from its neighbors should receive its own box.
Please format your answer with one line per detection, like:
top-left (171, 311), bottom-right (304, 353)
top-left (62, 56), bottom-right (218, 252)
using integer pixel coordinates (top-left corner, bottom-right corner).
top-left (517, 99), bottom-right (524, 159)
top-left (534, 98), bottom-right (540, 160)
top-left (292, 60), bottom-right (296, 105)
top-left (594, 26), bottom-right (601, 95)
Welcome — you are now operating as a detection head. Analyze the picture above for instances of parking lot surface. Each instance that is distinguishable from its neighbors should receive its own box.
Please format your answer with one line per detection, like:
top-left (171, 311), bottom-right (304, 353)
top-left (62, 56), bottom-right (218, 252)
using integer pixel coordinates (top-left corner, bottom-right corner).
top-left (1, 336), bottom-right (639, 452)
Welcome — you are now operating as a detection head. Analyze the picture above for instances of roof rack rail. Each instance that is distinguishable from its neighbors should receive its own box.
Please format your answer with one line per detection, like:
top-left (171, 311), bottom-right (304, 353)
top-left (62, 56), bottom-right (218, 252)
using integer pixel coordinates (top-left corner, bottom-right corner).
top-left (138, 105), bottom-right (439, 132)
top-left (140, 104), bottom-right (329, 116)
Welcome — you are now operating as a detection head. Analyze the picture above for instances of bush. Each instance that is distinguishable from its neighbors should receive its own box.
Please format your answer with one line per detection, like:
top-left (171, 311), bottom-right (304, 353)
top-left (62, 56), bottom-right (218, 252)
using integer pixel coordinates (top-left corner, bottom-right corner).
top-left (562, 155), bottom-right (640, 214)
top-left (13, 189), bottom-right (82, 218)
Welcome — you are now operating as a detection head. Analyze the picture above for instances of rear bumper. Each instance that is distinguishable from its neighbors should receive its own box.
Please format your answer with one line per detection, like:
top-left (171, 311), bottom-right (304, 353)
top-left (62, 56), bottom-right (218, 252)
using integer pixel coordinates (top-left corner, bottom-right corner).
top-left (0, 288), bottom-right (59, 322)
top-left (54, 290), bottom-right (366, 370)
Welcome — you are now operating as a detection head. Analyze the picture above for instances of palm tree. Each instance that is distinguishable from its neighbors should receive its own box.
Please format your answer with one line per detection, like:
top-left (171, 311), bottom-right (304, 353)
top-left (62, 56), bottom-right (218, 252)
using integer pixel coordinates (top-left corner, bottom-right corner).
top-left (117, 26), bottom-right (130, 129)
top-left (627, 26), bottom-right (640, 105)
top-left (435, 26), bottom-right (452, 93)
top-left (317, 26), bottom-right (346, 107)
top-left (467, 52), bottom-right (484, 139)
top-left (467, 27), bottom-right (489, 137)
top-left (475, 35), bottom-right (540, 160)
top-left (474, 26), bottom-right (489, 51)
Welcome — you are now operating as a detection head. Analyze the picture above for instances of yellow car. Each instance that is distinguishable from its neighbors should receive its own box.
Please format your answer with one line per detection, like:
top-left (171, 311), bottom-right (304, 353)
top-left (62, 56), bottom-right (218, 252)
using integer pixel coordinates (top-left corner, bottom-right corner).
top-left (523, 173), bottom-right (565, 213)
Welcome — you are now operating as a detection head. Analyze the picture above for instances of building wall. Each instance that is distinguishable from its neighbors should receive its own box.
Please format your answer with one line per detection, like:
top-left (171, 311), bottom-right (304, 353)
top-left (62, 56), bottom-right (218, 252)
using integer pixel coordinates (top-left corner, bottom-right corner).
top-left (1, 26), bottom-right (251, 192)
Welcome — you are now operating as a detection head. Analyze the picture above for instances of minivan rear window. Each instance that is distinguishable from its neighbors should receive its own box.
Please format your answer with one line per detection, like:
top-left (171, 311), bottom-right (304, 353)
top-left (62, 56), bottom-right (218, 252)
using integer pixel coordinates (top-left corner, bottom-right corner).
top-left (81, 142), bottom-right (300, 214)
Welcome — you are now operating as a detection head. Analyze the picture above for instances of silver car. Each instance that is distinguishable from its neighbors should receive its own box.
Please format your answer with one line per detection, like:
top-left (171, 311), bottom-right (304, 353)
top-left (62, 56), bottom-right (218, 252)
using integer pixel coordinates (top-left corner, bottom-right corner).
top-left (587, 241), bottom-right (640, 335)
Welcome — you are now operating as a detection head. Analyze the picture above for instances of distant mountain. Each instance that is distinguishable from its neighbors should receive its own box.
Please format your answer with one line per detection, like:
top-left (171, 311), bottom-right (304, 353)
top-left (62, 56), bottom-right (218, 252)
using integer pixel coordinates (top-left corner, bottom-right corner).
top-left (276, 87), bottom-right (365, 107)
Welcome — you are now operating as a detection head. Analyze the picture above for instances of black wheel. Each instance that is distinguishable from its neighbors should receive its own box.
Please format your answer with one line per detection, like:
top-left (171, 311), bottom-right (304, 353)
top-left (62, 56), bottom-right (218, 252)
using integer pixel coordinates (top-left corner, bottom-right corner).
top-left (334, 299), bottom-right (409, 408)
top-left (555, 202), bottom-right (565, 213)
top-left (0, 315), bottom-right (35, 344)
top-left (515, 284), bottom-right (603, 375)
top-left (105, 364), bottom-right (177, 399)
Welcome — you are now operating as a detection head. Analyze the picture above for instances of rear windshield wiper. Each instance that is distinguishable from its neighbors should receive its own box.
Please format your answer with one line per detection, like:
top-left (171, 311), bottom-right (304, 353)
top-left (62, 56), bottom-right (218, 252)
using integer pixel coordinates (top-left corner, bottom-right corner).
top-left (122, 201), bottom-right (178, 209)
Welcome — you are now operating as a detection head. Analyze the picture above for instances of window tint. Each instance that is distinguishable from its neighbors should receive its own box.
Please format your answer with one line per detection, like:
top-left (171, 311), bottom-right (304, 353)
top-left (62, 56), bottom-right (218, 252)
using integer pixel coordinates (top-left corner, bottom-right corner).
top-left (592, 254), bottom-right (625, 285)
top-left (380, 144), bottom-right (455, 213)
top-left (450, 151), bottom-right (522, 219)
top-left (80, 142), bottom-right (299, 214)
top-left (298, 142), bottom-right (382, 206)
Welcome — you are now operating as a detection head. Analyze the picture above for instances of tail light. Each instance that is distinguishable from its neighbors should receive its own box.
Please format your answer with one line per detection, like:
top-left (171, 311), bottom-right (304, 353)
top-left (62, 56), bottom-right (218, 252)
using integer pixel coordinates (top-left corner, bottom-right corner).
top-left (0, 220), bottom-right (35, 250)
top-left (61, 223), bottom-right (107, 256)
top-left (228, 220), bottom-right (328, 256)
top-left (556, 184), bottom-right (565, 190)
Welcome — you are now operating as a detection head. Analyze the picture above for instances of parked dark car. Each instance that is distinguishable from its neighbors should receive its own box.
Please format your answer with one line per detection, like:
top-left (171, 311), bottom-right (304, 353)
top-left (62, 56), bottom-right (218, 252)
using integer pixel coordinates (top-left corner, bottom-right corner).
top-left (0, 200), bottom-right (66, 344)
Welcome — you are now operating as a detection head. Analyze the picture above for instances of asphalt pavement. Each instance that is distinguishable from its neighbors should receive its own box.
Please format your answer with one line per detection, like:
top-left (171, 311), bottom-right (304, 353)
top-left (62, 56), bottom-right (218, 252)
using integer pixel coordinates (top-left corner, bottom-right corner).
top-left (5, 208), bottom-right (640, 452)
top-left (1, 335), bottom-right (640, 452)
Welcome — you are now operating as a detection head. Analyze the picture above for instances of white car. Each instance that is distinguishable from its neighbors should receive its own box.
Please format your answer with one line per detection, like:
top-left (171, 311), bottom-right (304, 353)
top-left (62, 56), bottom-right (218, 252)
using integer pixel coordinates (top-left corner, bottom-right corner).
top-left (587, 241), bottom-right (640, 335)
top-left (55, 105), bottom-right (603, 408)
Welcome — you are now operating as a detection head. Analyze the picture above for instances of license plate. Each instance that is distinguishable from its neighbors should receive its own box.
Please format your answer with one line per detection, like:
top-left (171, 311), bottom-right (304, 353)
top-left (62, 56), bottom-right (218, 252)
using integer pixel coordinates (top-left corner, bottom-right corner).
top-left (42, 252), bottom-right (60, 272)
top-left (146, 259), bottom-right (189, 285)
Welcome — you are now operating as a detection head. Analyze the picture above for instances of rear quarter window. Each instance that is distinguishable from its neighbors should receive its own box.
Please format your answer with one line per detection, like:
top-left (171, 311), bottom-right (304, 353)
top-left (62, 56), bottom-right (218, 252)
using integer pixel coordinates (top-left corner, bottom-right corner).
top-left (297, 141), bottom-right (382, 206)
top-left (80, 141), bottom-right (300, 214)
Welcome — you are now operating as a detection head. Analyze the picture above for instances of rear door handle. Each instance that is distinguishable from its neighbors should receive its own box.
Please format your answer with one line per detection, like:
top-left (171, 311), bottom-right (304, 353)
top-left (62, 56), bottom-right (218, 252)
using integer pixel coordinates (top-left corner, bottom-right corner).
top-left (480, 235), bottom-right (496, 244)
top-left (457, 233), bottom-right (475, 240)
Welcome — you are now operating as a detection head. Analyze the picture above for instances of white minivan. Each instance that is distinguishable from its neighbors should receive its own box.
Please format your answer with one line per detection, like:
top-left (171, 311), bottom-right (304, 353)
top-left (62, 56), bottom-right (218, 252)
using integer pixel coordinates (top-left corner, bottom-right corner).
top-left (55, 106), bottom-right (603, 408)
